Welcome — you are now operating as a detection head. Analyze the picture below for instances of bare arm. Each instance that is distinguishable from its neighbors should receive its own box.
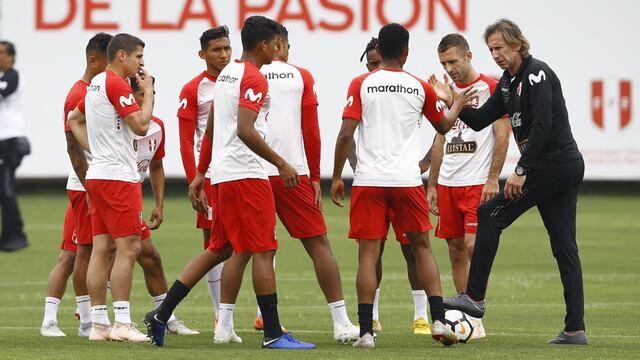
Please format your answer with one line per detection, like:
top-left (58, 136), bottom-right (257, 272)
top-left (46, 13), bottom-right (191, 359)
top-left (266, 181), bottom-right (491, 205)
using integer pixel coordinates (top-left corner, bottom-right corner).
top-left (426, 134), bottom-right (445, 215)
top-left (331, 118), bottom-right (358, 207)
top-left (66, 131), bottom-right (88, 185)
top-left (237, 107), bottom-right (298, 188)
top-left (431, 87), bottom-right (477, 135)
top-left (148, 158), bottom-right (165, 229)
top-left (67, 108), bottom-right (90, 152)
top-left (419, 135), bottom-right (436, 174)
top-left (481, 117), bottom-right (510, 203)
top-left (347, 141), bottom-right (357, 172)
top-left (122, 72), bottom-right (154, 136)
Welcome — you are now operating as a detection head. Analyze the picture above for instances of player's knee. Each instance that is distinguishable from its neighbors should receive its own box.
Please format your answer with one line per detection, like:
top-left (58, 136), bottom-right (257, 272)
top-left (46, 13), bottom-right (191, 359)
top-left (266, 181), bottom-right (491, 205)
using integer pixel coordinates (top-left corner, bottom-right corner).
top-left (59, 251), bottom-right (76, 274)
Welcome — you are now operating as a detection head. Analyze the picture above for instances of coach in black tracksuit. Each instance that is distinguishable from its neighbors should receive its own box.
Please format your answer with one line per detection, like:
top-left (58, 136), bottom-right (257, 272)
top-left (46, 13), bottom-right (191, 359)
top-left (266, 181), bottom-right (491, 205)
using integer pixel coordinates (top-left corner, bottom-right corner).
top-left (443, 19), bottom-right (587, 345)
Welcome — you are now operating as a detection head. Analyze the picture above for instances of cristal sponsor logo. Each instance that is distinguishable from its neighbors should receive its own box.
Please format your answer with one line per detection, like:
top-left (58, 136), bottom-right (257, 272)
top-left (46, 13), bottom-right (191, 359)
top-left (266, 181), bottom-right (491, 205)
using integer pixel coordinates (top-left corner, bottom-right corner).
top-left (446, 131), bottom-right (476, 154)
top-left (367, 84), bottom-right (420, 95)
top-left (528, 70), bottom-right (546, 85)
top-left (510, 112), bottom-right (522, 127)
top-left (218, 74), bottom-right (238, 84)
top-left (264, 71), bottom-right (294, 80)
top-left (245, 88), bottom-right (263, 103)
top-left (346, 95), bottom-right (354, 107)
top-left (178, 98), bottom-right (187, 110)
top-left (119, 93), bottom-right (136, 107)
top-left (88, 84), bottom-right (100, 92)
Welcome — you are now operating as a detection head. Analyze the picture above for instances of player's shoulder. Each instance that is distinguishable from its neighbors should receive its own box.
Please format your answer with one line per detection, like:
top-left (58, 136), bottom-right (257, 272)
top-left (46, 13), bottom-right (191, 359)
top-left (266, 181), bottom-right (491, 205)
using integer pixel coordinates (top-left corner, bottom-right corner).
top-left (151, 116), bottom-right (165, 128)
top-left (149, 116), bottom-right (165, 134)
top-left (477, 74), bottom-right (498, 87)
top-left (350, 69), bottom-right (376, 86)
top-left (181, 71), bottom-right (207, 92)
top-left (523, 56), bottom-right (555, 84)
top-left (104, 70), bottom-right (130, 89)
top-left (66, 80), bottom-right (88, 99)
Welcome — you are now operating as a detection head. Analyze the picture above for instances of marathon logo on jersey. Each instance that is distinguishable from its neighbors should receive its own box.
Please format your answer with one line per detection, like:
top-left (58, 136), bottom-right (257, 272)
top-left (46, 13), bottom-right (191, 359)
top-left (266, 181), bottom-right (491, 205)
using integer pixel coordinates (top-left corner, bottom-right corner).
top-left (510, 112), bottom-right (522, 127)
top-left (445, 131), bottom-right (477, 154)
top-left (218, 75), bottom-right (238, 84)
top-left (245, 88), bottom-right (263, 103)
top-left (264, 71), bottom-right (294, 80)
top-left (366, 83), bottom-right (421, 95)
top-left (88, 84), bottom-right (100, 92)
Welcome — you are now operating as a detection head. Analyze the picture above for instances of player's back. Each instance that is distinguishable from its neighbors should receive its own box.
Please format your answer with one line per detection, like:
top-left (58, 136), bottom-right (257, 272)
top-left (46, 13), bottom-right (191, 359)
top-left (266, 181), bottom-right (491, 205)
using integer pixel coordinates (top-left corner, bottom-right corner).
top-left (63, 79), bottom-right (90, 191)
top-left (260, 60), bottom-right (316, 177)
top-left (211, 60), bottom-right (269, 184)
top-left (343, 68), bottom-right (443, 187)
top-left (84, 70), bottom-right (140, 183)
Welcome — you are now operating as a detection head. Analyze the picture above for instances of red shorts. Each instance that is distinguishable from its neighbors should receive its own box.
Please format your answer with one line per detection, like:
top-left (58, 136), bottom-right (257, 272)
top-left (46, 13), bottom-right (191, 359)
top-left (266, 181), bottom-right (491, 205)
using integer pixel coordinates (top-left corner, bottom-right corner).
top-left (196, 179), bottom-right (213, 230)
top-left (386, 209), bottom-right (409, 245)
top-left (269, 175), bottom-right (327, 239)
top-left (435, 184), bottom-right (483, 239)
top-left (60, 202), bottom-right (78, 252)
top-left (141, 220), bottom-right (151, 241)
top-left (85, 179), bottom-right (143, 239)
top-left (207, 179), bottom-right (277, 254)
top-left (349, 186), bottom-right (432, 240)
top-left (67, 190), bottom-right (92, 246)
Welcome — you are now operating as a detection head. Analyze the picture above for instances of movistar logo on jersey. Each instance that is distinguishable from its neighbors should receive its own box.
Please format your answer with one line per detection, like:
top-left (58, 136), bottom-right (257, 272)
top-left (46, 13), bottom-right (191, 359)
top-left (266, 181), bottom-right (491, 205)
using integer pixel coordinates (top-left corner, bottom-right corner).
top-left (119, 94), bottom-right (136, 107)
top-left (366, 84), bottom-right (420, 95)
top-left (245, 88), bottom-right (263, 103)
top-left (346, 96), bottom-right (354, 107)
top-left (178, 98), bottom-right (187, 110)
top-left (219, 75), bottom-right (238, 84)
top-left (264, 72), bottom-right (294, 80)
top-left (528, 70), bottom-right (546, 85)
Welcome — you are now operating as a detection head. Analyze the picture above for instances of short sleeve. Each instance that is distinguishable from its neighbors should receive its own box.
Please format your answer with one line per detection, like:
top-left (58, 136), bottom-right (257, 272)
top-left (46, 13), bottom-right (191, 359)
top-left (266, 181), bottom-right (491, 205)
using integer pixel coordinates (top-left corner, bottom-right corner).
top-left (105, 74), bottom-right (140, 119)
top-left (152, 118), bottom-right (166, 160)
top-left (342, 76), bottom-right (363, 121)
top-left (239, 66), bottom-right (268, 113)
top-left (420, 80), bottom-right (444, 124)
top-left (297, 66), bottom-right (318, 108)
top-left (77, 98), bottom-right (86, 114)
top-left (177, 82), bottom-right (198, 120)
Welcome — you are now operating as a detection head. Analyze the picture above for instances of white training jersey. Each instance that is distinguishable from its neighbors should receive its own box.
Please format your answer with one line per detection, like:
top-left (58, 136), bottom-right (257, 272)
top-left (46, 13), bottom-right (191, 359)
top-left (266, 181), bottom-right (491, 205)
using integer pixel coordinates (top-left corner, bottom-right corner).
top-left (177, 71), bottom-right (216, 179)
top-left (81, 70), bottom-right (141, 183)
top-left (260, 60), bottom-right (318, 177)
top-left (438, 74), bottom-right (498, 186)
top-left (343, 68), bottom-right (444, 187)
top-left (211, 60), bottom-right (270, 184)
top-left (135, 117), bottom-right (165, 181)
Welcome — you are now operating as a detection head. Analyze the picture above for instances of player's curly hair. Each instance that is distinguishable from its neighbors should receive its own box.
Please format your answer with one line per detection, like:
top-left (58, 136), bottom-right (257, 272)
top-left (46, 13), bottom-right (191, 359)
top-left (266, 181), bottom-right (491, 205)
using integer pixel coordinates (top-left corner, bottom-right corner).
top-left (200, 26), bottom-right (230, 50)
top-left (86, 33), bottom-right (112, 56)
top-left (360, 37), bottom-right (378, 63)
top-left (241, 15), bottom-right (280, 51)
top-left (483, 18), bottom-right (530, 58)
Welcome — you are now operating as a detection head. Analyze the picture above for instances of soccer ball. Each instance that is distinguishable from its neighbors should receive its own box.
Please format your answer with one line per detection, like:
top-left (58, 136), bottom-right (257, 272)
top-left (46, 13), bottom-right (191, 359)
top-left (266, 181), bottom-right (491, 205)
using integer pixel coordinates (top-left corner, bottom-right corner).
top-left (444, 310), bottom-right (474, 343)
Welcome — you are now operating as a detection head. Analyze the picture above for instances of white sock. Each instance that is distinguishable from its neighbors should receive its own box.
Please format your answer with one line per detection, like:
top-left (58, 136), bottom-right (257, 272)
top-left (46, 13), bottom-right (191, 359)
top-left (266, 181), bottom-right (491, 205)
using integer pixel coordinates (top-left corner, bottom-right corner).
top-left (90, 305), bottom-right (110, 326)
top-left (411, 290), bottom-right (429, 321)
top-left (152, 293), bottom-right (177, 323)
top-left (76, 295), bottom-right (91, 324)
top-left (43, 297), bottom-right (60, 325)
top-left (372, 288), bottom-right (380, 321)
top-left (328, 300), bottom-right (352, 328)
top-left (113, 301), bottom-right (131, 324)
top-left (217, 303), bottom-right (235, 332)
top-left (205, 263), bottom-right (223, 320)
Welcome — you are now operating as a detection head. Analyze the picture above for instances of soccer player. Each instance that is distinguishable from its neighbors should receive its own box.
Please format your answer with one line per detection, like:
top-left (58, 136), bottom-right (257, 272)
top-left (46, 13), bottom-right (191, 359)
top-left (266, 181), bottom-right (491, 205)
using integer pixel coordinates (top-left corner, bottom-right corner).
top-left (210, 23), bottom-right (359, 344)
top-left (443, 19), bottom-right (587, 345)
top-left (68, 33), bottom-right (153, 342)
top-left (145, 16), bottom-right (315, 349)
top-left (355, 37), bottom-right (432, 335)
top-left (177, 27), bottom-right (232, 326)
top-left (331, 23), bottom-right (468, 348)
top-left (425, 33), bottom-right (510, 339)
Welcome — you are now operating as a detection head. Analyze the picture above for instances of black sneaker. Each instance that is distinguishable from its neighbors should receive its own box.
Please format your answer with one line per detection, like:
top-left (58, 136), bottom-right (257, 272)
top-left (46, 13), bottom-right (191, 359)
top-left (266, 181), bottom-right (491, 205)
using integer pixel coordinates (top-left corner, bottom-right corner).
top-left (443, 292), bottom-right (485, 318)
top-left (547, 331), bottom-right (588, 345)
top-left (0, 236), bottom-right (29, 252)
top-left (143, 308), bottom-right (166, 346)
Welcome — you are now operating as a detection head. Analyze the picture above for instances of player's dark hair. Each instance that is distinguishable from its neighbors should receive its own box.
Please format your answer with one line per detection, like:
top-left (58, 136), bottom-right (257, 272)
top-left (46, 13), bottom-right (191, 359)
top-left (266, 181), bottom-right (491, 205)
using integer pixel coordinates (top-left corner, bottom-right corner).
top-left (277, 23), bottom-right (288, 40)
top-left (199, 26), bottom-right (230, 50)
top-left (484, 18), bottom-right (530, 58)
top-left (241, 15), bottom-right (280, 51)
top-left (438, 33), bottom-right (470, 54)
top-left (378, 23), bottom-right (409, 59)
top-left (86, 32), bottom-right (113, 56)
top-left (129, 75), bottom-right (155, 93)
top-left (360, 37), bottom-right (378, 63)
top-left (0, 40), bottom-right (16, 57)
top-left (107, 33), bottom-right (145, 62)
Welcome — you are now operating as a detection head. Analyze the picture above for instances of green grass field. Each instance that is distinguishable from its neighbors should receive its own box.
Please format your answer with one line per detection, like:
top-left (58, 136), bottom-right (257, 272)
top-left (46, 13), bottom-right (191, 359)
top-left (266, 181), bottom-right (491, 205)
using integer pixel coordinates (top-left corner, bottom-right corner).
top-left (1, 191), bottom-right (639, 359)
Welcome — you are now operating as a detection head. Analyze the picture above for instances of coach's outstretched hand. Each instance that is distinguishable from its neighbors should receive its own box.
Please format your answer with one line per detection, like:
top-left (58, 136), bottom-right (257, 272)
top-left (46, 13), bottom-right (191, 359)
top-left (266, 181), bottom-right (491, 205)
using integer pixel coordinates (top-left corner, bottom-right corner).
top-left (331, 179), bottom-right (345, 207)
top-left (188, 172), bottom-right (209, 213)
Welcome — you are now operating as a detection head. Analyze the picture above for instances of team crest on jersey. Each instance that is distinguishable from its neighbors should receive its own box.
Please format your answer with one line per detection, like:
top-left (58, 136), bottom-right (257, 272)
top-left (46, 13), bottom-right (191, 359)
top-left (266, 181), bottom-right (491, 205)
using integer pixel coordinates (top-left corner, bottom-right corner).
top-left (445, 131), bottom-right (477, 154)
top-left (245, 88), bottom-right (263, 102)
top-left (119, 93), bottom-right (136, 107)
top-left (178, 98), bottom-right (187, 109)
top-left (148, 139), bottom-right (157, 152)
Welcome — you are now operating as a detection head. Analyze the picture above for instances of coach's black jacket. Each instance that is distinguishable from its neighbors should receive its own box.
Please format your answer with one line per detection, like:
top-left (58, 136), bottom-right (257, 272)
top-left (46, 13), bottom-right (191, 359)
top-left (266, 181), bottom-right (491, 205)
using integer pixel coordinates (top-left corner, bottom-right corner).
top-left (458, 56), bottom-right (582, 172)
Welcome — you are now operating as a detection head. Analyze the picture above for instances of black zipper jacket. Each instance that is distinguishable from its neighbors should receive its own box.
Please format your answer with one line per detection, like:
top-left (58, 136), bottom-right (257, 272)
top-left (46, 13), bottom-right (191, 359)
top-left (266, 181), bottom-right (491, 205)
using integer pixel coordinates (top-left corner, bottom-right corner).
top-left (458, 56), bottom-right (582, 172)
